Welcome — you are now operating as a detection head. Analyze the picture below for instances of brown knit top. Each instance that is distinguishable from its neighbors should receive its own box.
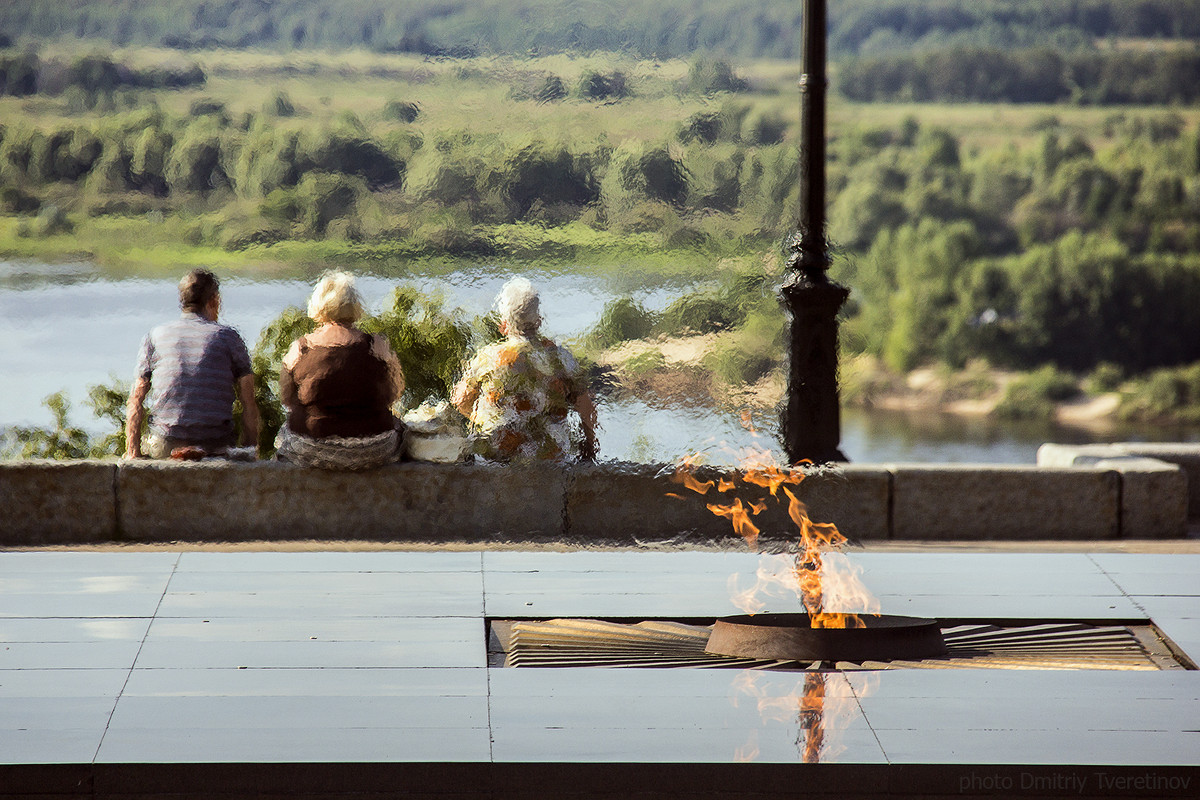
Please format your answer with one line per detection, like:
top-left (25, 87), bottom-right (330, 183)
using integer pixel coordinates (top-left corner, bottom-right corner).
top-left (280, 328), bottom-right (395, 438)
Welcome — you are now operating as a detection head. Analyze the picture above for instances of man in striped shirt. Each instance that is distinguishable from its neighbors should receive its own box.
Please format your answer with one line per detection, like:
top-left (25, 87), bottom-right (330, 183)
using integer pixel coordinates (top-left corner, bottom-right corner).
top-left (125, 269), bottom-right (259, 459)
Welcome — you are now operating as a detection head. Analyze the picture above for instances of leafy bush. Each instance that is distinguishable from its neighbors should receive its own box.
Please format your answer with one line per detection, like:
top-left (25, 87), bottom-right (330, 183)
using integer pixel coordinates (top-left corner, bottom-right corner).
top-left (577, 69), bottom-right (628, 100)
top-left (2, 393), bottom-right (92, 459)
top-left (164, 120), bottom-right (229, 193)
top-left (236, 126), bottom-right (302, 198)
top-left (0, 52), bottom-right (40, 96)
top-left (589, 297), bottom-right (656, 349)
top-left (383, 99), bottom-right (420, 122)
top-left (684, 57), bottom-right (749, 94)
top-left (535, 76), bottom-right (567, 103)
top-left (17, 204), bottom-right (73, 237)
top-left (606, 144), bottom-right (688, 208)
top-left (1087, 362), bottom-right (1125, 393)
top-left (993, 365), bottom-right (1079, 419)
top-left (293, 171), bottom-right (366, 236)
top-left (656, 290), bottom-right (743, 335)
top-left (678, 111), bottom-right (725, 145)
top-left (359, 287), bottom-right (474, 408)
top-left (86, 380), bottom-right (132, 456)
top-left (129, 125), bottom-right (172, 195)
top-left (301, 130), bottom-right (404, 189)
top-left (622, 349), bottom-right (667, 377)
top-left (0, 184), bottom-right (40, 213)
top-left (493, 140), bottom-right (598, 217)
top-left (264, 90), bottom-right (297, 117)
top-left (1119, 362), bottom-right (1200, 423)
top-left (188, 97), bottom-right (228, 119)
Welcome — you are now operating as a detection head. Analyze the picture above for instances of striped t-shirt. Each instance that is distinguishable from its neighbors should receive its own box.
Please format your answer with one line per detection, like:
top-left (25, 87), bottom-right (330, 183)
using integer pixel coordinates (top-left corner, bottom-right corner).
top-left (136, 312), bottom-right (252, 440)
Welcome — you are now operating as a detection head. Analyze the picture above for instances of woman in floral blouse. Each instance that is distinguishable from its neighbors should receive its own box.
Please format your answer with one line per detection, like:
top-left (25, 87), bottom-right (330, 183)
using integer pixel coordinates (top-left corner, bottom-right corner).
top-left (452, 277), bottom-right (597, 462)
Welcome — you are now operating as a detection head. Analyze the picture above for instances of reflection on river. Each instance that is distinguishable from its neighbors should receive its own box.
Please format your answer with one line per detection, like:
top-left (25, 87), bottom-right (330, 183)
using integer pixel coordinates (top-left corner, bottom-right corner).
top-left (2, 260), bottom-right (1197, 464)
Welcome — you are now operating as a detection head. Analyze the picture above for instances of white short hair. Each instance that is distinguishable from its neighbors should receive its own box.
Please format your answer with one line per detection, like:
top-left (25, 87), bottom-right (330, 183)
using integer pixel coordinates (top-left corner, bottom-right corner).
top-left (495, 277), bottom-right (541, 334)
top-left (307, 270), bottom-right (364, 324)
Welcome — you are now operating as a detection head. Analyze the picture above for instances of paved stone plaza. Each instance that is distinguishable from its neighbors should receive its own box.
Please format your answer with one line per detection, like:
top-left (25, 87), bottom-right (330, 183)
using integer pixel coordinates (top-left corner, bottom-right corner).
top-left (1, 548), bottom-right (1198, 797)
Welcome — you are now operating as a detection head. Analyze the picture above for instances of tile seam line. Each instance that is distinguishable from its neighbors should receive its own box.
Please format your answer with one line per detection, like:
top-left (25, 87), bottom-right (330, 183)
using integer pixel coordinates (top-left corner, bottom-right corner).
top-left (481, 550), bottom-right (495, 763)
top-left (845, 672), bottom-right (890, 766)
top-left (1086, 553), bottom-right (1152, 618)
top-left (92, 550), bottom-right (183, 763)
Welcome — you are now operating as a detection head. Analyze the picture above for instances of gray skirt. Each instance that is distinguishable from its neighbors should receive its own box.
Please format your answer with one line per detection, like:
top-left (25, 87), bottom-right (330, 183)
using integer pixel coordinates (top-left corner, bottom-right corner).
top-left (274, 426), bottom-right (401, 471)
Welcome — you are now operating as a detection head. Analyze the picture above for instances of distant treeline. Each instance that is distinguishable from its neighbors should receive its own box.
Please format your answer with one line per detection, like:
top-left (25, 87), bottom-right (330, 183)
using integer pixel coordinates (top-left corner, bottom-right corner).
top-left (3, 0), bottom-right (1200, 59)
top-left (839, 46), bottom-right (1200, 105)
top-left (0, 51), bottom-right (204, 98)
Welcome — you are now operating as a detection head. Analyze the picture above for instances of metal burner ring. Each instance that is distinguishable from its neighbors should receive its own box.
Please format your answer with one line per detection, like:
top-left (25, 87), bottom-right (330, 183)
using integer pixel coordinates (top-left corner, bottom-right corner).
top-left (706, 613), bottom-right (947, 662)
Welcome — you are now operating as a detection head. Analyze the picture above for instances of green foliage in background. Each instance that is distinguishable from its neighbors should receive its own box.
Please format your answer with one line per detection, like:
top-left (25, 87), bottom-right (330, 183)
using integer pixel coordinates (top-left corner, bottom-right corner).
top-left (248, 286), bottom-right (475, 455)
top-left (994, 365), bottom-right (1080, 419)
top-left (1119, 362), bottom-right (1200, 424)
top-left (2, 392), bottom-right (92, 459)
top-left (588, 297), bottom-right (656, 349)
top-left (6, 0), bottom-right (1200, 61)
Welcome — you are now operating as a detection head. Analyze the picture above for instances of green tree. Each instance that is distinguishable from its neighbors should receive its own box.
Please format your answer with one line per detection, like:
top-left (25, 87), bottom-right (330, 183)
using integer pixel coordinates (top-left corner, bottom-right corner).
top-left (4, 393), bottom-right (92, 459)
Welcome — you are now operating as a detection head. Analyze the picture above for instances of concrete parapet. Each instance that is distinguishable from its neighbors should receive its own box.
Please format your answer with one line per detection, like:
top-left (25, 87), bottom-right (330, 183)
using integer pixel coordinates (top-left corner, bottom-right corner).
top-left (1093, 457), bottom-right (1188, 539)
top-left (890, 464), bottom-right (1120, 540)
top-left (2, 453), bottom-right (1194, 546)
top-left (785, 464), bottom-right (891, 542)
top-left (564, 463), bottom-right (890, 545)
top-left (1039, 441), bottom-right (1200, 522)
top-left (566, 462), bottom-right (729, 545)
top-left (116, 460), bottom-right (568, 543)
top-left (1111, 444), bottom-right (1200, 520)
top-left (0, 460), bottom-right (116, 545)
top-left (1035, 443), bottom-right (1127, 467)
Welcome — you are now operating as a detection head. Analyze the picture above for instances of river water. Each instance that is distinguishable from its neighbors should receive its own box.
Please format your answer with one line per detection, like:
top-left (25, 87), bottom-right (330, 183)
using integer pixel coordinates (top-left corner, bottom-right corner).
top-left (2, 259), bottom-right (1194, 464)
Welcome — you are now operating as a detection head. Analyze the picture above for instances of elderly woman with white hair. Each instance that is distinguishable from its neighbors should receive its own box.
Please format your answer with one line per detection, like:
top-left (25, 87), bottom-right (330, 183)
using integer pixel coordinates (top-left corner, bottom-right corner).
top-left (276, 271), bottom-right (406, 470)
top-left (452, 277), bottom-right (597, 462)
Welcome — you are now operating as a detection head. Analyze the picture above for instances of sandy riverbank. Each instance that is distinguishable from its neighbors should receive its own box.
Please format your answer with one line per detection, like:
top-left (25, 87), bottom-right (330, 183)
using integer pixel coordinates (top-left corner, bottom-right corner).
top-left (595, 337), bottom-right (1126, 428)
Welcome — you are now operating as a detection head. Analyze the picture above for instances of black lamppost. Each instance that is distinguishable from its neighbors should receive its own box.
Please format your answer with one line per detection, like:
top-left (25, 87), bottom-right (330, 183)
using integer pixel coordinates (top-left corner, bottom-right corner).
top-left (779, 0), bottom-right (849, 464)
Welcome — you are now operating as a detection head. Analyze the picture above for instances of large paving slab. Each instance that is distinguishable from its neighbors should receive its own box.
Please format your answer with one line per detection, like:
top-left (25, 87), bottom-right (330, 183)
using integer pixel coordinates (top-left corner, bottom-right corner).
top-left (0, 548), bottom-right (1196, 797)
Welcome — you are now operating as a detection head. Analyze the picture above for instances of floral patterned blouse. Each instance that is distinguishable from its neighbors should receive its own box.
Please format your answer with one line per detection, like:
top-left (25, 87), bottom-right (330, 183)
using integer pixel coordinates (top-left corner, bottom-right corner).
top-left (456, 333), bottom-right (584, 461)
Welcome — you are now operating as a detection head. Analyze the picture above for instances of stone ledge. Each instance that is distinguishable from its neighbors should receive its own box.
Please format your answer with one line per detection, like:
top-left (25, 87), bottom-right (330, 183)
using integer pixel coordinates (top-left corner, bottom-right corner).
top-left (0, 459), bottom-right (116, 544)
top-left (1094, 457), bottom-right (1188, 539)
top-left (1110, 443), bottom-right (1200, 520)
top-left (0, 455), bottom-right (1192, 546)
top-left (889, 464), bottom-right (1120, 541)
top-left (565, 462), bottom-right (890, 544)
top-left (1039, 442), bottom-right (1198, 525)
top-left (116, 460), bottom-right (568, 543)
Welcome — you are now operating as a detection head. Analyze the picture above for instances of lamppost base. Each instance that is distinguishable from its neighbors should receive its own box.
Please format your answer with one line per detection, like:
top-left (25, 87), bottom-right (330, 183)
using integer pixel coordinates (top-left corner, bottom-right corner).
top-left (779, 273), bottom-right (850, 465)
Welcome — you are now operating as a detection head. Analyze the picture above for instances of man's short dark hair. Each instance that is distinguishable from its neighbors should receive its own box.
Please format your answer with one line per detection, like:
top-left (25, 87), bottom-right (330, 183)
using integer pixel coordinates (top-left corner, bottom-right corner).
top-left (179, 269), bottom-right (219, 312)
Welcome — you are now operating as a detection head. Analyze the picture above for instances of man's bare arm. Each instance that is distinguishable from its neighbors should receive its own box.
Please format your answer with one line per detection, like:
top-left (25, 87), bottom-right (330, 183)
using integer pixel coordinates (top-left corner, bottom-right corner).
top-left (125, 376), bottom-right (151, 458)
top-left (237, 374), bottom-right (260, 454)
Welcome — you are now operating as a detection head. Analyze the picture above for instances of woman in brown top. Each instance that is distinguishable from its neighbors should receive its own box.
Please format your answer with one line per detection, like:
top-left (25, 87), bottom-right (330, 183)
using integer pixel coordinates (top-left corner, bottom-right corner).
top-left (275, 271), bottom-right (406, 469)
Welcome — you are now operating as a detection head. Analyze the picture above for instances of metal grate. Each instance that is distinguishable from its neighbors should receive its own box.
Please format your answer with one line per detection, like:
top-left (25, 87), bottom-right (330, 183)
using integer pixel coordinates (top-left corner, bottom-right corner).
top-left (490, 618), bottom-right (1191, 671)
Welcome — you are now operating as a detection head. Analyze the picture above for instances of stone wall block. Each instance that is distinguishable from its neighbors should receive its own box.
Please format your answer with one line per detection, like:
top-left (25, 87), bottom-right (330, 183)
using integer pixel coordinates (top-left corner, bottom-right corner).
top-left (1035, 443), bottom-right (1126, 468)
top-left (891, 465), bottom-right (1120, 540)
top-left (116, 461), bottom-right (568, 543)
top-left (565, 462), bottom-right (732, 545)
top-left (0, 460), bottom-right (117, 545)
top-left (1094, 457), bottom-right (1188, 539)
top-left (565, 462), bottom-right (890, 545)
top-left (1113, 444), bottom-right (1200, 520)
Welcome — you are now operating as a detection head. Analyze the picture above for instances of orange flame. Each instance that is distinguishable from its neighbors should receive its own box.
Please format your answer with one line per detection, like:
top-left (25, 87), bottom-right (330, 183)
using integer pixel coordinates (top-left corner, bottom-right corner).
top-left (671, 444), bottom-right (879, 629)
